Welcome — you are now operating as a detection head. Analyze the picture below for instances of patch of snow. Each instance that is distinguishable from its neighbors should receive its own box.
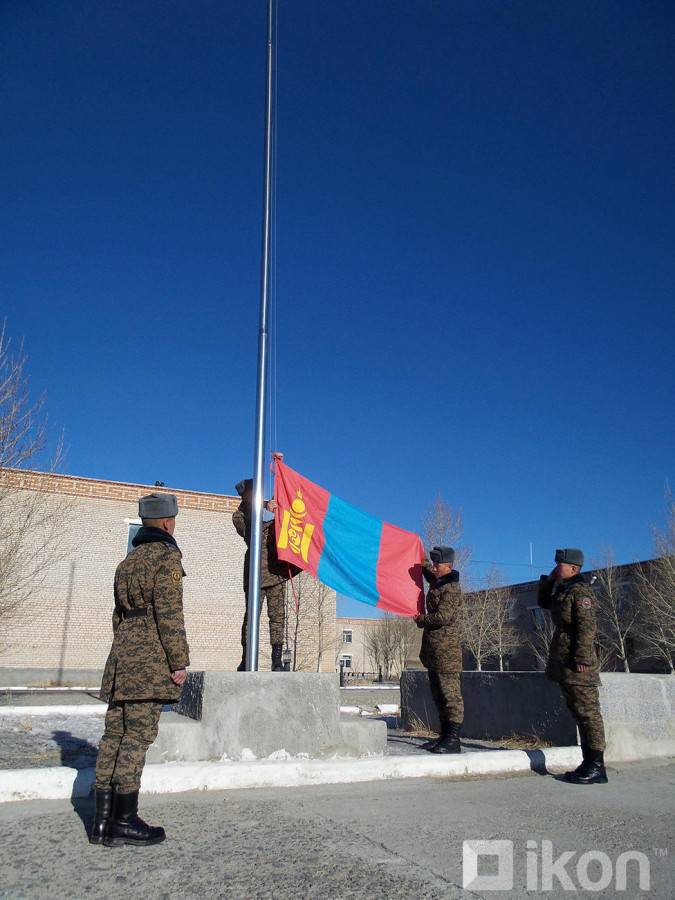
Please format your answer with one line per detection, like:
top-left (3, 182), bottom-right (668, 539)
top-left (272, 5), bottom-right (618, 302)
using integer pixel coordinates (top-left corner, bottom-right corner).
top-left (239, 748), bottom-right (257, 761)
top-left (267, 749), bottom-right (291, 760)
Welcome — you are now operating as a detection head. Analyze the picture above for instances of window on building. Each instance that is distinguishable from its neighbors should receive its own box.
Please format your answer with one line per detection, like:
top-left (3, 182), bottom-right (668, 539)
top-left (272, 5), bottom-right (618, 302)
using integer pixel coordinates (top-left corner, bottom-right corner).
top-left (342, 629), bottom-right (353, 644)
top-left (339, 655), bottom-right (352, 669)
top-left (127, 521), bottom-right (142, 553)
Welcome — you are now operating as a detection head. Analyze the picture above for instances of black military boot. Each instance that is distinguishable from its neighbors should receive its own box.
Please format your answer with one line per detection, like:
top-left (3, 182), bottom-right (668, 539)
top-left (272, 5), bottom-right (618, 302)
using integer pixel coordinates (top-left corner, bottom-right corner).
top-left (88, 787), bottom-right (112, 844)
top-left (420, 733), bottom-right (440, 751)
top-left (103, 790), bottom-right (166, 847)
top-left (565, 749), bottom-right (608, 785)
top-left (429, 721), bottom-right (461, 754)
top-left (271, 644), bottom-right (284, 672)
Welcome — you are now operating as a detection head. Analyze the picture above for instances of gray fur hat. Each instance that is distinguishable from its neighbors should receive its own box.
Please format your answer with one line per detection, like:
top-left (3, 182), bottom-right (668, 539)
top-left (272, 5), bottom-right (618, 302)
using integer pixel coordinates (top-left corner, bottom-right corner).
top-left (235, 478), bottom-right (253, 496)
top-left (429, 546), bottom-right (455, 565)
top-left (139, 493), bottom-right (178, 519)
top-left (555, 547), bottom-right (584, 567)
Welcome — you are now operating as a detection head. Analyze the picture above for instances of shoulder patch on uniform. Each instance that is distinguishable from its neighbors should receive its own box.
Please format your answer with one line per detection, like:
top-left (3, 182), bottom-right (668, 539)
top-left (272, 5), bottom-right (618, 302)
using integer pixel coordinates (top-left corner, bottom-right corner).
top-left (171, 570), bottom-right (182, 583)
top-left (580, 597), bottom-right (593, 608)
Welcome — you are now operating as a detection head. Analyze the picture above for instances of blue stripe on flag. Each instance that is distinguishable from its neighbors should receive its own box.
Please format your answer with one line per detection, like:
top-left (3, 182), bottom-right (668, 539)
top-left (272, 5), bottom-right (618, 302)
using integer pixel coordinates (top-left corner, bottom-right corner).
top-left (318, 494), bottom-right (382, 606)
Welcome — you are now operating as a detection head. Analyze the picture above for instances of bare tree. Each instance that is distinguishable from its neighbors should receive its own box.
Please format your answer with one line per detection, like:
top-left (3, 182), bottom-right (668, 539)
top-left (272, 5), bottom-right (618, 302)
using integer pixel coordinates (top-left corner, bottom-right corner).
top-left (422, 495), bottom-right (471, 570)
top-left (633, 494), bottom-right (675, 673)
top-left (522, 606), bottom-right (557, 671)
top-left (488, 586), bottom-right (522, 671)
top-left (390, 614), bottom-right (420, 676)
top-left (363, 614), bottom-right (399, 680)
top-left (591, 551), bottom-right (639, 672)
top-left (462, 570), bottom-right (522, 671)
top-left (0, 323), bottom-right (69, 637)
top-left (284, 571), bottom-right (337, 672)
top-left (460, 585), bottom-right (492, 671)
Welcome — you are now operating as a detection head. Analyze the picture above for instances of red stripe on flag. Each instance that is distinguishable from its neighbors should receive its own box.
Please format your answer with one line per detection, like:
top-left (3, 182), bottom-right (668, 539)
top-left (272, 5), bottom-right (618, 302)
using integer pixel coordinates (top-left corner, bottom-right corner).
top-left (274, 461), bottom-right (330, 578)
top-left (375, 522), bottom-right (425, 617)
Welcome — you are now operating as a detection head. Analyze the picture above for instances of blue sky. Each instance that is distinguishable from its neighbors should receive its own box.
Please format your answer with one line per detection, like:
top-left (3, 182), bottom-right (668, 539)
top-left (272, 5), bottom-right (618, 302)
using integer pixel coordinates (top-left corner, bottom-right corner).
top-left (2, 1), bottom-right (673, 616)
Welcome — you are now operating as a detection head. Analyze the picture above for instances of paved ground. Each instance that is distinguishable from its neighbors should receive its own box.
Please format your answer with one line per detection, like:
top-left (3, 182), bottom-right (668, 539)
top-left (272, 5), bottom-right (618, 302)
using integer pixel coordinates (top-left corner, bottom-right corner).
top-left (0, 759), bottom-right (672, 899)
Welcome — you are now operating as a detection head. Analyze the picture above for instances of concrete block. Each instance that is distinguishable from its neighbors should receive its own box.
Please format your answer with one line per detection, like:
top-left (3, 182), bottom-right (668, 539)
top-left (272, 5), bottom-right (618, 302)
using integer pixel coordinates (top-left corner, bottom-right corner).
top-left (148, 671), bottom-right (386, 762)
top-left (146, 712), bottom-right (204, 763)
top-left (401, 671), bottom-right (578, 745)
top-left (336, 717), bottom-right (387, 757)
top-left (600, 673), bottom-right (675, 761)
top-left (400, 670), bottom-right (675, 762)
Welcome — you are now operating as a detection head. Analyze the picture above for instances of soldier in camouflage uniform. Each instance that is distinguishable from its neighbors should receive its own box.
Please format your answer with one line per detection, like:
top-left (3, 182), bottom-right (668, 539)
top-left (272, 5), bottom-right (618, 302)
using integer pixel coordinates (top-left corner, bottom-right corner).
top-left (538, 547), bottom-right (608, 785)
top-left (91, 493), bottom-right (190, 847)
top-left (233, 478), bottom-right (298, 671)
top-left (415, 546), bottom-right (463, 753)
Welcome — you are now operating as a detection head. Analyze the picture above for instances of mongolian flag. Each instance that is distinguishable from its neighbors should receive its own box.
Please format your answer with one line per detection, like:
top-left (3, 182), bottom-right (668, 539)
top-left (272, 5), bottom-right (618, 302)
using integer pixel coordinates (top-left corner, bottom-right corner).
top-left (274, 459), bottom-right (424, 616)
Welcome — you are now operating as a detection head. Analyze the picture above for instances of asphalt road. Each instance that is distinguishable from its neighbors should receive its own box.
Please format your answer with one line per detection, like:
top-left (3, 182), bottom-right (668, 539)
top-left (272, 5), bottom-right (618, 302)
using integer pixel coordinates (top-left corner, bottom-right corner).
top-left (0, 759), bottom-right (672, 899)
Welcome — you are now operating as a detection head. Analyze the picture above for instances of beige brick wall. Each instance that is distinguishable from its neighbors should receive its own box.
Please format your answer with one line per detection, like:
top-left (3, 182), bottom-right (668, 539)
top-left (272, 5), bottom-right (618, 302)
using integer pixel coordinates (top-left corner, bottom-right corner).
top-left (0, 470), bottom-right (336, 673)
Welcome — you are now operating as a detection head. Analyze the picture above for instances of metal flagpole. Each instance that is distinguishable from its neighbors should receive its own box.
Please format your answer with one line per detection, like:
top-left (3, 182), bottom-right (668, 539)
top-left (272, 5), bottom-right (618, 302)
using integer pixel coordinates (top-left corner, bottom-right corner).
top-left (246, 0), bottom-right (275, 671)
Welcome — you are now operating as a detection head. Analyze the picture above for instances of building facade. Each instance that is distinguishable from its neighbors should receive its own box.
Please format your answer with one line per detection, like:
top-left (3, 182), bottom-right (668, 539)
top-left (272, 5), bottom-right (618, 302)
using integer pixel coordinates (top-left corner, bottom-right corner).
top-left (0, 469), bottom-right (336, 677)
top-left (335, 617), bottom-right (378, 676)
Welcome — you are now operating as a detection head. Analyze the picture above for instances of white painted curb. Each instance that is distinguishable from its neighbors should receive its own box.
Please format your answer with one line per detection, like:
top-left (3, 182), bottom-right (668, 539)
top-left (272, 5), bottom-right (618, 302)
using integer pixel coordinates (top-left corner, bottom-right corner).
top-left (341, 685), bottom-right (398, 691)
top-left (0, 747), bottom-right (582, 803)
top-left (0, 705), bottom-right (105, 717)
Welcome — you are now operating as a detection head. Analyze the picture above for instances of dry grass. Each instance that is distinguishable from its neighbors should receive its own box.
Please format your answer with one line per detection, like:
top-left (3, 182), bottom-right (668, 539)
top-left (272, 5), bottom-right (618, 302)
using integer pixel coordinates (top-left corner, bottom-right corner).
top-left (403, 712), bottom-right (438, 739)
top-left (494, 733), bottom-right (553, 750)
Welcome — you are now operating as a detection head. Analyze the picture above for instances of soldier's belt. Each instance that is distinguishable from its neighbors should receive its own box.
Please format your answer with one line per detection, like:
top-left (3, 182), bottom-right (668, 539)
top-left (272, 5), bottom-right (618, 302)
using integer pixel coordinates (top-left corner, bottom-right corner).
top-left (122, 608), bottom-right (148, 619)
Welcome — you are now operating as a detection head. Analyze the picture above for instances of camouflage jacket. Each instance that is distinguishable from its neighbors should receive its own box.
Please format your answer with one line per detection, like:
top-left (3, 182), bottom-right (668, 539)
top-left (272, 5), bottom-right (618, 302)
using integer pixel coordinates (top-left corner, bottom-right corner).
top-left (100, 528), bottom-right (190, 703)
top-left (418, 565), bottom-right (463, 673)
top-left (538, 573), bottom-right (600, 685)
top-left (232, 502), bottom-right (297, 589)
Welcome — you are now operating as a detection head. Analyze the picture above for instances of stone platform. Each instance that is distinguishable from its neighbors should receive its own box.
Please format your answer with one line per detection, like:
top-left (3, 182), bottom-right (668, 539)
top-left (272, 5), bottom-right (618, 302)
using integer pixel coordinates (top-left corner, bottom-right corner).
top-left (147, 672), bottom-right (386, 763)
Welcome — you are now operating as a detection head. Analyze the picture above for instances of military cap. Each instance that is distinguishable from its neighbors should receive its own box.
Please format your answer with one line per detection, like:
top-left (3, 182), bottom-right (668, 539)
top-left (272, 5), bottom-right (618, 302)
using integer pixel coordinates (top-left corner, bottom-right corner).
top-left (429, 546), bottom-right (456, 565)
top-left (138, 493), bottom-right (178, 519)
top-left (555, 547), bottom-right (584, 567)
top-left (235, 478), bottom-right (253, 496)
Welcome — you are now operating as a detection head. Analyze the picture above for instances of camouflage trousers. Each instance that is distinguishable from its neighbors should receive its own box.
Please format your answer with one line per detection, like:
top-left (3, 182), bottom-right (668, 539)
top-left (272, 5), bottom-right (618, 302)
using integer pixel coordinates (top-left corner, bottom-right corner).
top-left (241, 581), bottom-right (286, 649)
top-left (428, 671), bottom-right (464, 725)
top-left (94, 700), bottom-right (163, 793)
top-left (559, 683), bottom-right (606, 751)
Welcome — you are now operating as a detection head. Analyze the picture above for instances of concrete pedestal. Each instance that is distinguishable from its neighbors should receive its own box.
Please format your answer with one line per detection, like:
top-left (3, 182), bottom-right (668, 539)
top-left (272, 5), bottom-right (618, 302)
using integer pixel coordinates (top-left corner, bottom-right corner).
top-left (599, 672), bottom-right (675, 761)
top-left (400, 670), bottom-right (675, 761)
top-left (147, 672), bottom-right (386, 763)
top-left (401, 670), bottom-right (577, 745)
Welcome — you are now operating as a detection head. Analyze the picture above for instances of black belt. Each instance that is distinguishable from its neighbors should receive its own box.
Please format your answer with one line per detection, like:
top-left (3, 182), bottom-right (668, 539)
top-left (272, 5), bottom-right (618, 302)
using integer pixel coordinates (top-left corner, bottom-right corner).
top-left (122, 608), bottom-right (148, 619)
